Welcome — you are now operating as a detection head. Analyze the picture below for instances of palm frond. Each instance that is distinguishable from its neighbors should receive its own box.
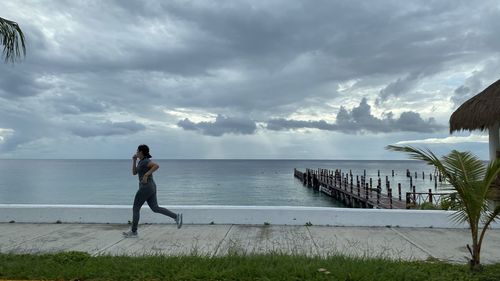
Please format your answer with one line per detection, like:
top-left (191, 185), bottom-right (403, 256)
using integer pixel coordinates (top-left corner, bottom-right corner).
top-left (486, 205), bottom-right (500, 225)
top-left (386, 145), bottom-right (447, 173)
top-left (449, 178), bottom-right (485, 226)
top-left (0, 16), bottom-right (26, 63)
top-left (442, 151), bottom-right (485, 184)
top-left (449, 205), bottom-right (470, 224)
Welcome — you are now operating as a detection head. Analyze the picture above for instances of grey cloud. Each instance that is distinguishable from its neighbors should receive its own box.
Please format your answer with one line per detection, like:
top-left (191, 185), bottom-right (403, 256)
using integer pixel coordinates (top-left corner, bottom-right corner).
top-left (71, 121), bottom-right (146, 138)
top-left (4, 0), bottom-right (499, 116)
top-left (450, 62), bottom-right (500, 107)
top-left (0, 67), bottom-right (52, 98)
top-left (451, 85), bottom-right (472, 107)
top-left (395, 112), bottom-right (440, 132)
top-left (267, 119), bottom-right (337, 131)
top-left (267, 98), bottom-right (445, 134)
top-left (130, 1), bottom-right (497, 113)
top-left (13, 1), bottom-right (491, 77)
top-left (451, 75), bottom-right (485, 107)
top-left (0, 104), bottom-right (55, 152)
top-left (177, 115), bottom-right (257, 136)
top-left (377, 72), bottom-right (422, 103)
top-left (345, 98), bottom-right (389, 132)
top-left (177, 119), bottom-right (198, 131)
top-left (50, 94), bottom-right (108, 115)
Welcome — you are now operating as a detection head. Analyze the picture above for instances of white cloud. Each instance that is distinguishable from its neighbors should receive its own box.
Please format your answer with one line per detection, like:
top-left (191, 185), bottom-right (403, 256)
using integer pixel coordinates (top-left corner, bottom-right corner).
top-left (395, 133), bottom-right (488, 145)
top-left (0, 128), bottom-right (15, 142)
top-left (163, 108), bottom-right (217, 123)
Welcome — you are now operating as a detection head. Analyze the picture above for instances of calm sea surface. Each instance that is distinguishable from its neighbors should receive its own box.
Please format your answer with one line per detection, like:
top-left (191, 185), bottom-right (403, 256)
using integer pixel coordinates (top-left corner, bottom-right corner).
top-left (0, 160), bottom-right (449, 207)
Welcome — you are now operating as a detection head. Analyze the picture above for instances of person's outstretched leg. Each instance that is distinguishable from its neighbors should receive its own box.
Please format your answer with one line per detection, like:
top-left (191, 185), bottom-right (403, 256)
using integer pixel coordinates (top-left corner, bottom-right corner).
top-left (129, 186), bottom-right (155, 234)
top-left (146, 190), bottom-right (182, 228)
top-left (146, 190), bottom-right (177, 219)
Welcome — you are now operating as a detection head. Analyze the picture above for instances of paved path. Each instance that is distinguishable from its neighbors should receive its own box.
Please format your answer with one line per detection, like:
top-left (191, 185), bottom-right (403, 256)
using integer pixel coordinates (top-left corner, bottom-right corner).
top-left (1, 223), bottom-right (499, 264)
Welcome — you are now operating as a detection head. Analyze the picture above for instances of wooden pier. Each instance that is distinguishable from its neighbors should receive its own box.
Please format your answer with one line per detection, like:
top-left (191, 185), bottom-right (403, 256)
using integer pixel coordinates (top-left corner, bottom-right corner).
top-left (294, 168), bottom-right (448, 209)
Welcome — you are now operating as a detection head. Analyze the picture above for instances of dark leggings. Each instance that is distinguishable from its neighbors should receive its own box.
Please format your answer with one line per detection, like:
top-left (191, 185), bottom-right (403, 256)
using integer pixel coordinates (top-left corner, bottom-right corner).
top-left (132, 183), bottom-right (177, 232)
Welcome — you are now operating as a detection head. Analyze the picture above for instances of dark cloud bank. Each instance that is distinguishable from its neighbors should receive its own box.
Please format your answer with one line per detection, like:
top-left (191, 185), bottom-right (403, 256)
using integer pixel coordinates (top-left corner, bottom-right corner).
top-left (178, 98), bottom-right (445, 136)
top-left (178, 115), bottom-right (257, 137)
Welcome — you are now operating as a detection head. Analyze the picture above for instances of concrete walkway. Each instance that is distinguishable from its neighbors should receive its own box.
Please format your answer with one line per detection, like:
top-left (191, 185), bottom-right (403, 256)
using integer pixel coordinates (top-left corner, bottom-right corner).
top-left (1, 223), bottom-right (500, 264)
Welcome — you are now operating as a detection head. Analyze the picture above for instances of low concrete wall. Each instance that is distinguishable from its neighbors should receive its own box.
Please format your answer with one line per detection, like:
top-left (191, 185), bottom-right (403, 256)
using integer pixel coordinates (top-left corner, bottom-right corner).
top-left (1, 204), bottom-right (499, 228)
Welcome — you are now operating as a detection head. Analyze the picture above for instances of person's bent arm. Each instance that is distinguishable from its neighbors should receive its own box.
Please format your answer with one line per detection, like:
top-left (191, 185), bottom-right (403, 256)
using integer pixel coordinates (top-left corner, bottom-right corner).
top-left (141, 161), bottom-right (159, 183)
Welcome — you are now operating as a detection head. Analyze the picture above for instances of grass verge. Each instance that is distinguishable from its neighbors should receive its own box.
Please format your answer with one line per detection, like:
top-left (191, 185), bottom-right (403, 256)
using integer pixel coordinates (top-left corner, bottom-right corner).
top-left (1, 251), bottom-right (500, 281)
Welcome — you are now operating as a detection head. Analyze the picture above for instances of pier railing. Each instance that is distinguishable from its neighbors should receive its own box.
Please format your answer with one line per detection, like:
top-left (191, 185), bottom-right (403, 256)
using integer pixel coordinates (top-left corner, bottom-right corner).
top-left (405, 191), bottom-right (451, 209)
top-left (294, 168), bottom-right (449, 209)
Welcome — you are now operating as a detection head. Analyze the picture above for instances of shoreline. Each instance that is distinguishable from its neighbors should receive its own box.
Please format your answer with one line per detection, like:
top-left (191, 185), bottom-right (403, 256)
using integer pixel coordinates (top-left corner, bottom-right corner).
top-left (2, 204), bottom-right (499, 228)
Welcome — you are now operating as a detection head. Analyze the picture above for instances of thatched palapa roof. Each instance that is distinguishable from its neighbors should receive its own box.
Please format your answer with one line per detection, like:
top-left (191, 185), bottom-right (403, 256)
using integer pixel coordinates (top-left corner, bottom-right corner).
top-left (449, 79), bottom-right (500, 133)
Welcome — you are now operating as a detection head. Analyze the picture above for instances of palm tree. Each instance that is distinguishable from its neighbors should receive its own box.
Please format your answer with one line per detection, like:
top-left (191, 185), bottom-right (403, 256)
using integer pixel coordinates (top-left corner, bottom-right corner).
top-left (0, 16), bottom-right (26, 63)
top-left (386, 145), bottom-right (500, 271)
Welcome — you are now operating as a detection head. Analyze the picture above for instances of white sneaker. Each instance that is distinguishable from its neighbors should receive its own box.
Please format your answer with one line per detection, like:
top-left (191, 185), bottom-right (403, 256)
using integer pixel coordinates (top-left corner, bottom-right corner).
top-left (175, 213), bottom-right (183, 229)
top-left (122, 230), bottom-right (138, 238)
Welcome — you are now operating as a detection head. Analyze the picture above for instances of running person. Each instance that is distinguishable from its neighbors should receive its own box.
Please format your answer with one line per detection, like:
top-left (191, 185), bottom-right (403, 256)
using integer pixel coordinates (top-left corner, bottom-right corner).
top-left (123, 144), bottom-right (182, 238)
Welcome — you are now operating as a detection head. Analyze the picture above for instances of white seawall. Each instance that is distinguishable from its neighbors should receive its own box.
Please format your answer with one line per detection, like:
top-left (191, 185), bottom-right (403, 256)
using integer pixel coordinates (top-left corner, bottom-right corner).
top-left (1, 204), bottom-right (499, 228)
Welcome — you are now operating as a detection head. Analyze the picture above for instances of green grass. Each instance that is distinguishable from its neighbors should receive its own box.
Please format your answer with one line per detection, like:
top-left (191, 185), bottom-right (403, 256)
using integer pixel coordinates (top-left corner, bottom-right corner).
top-left (1, 251), bottom-right (500, 281)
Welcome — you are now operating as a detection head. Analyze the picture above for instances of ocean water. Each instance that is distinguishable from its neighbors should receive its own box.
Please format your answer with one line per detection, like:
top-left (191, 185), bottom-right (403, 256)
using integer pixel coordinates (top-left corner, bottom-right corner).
top-left (0, 159), bottom-right (449, 207)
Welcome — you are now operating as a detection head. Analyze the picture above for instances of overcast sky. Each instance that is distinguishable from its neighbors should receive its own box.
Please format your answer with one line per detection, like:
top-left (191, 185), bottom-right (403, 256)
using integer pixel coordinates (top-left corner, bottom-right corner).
top-left (1, 0), bottom-right (498, 159)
